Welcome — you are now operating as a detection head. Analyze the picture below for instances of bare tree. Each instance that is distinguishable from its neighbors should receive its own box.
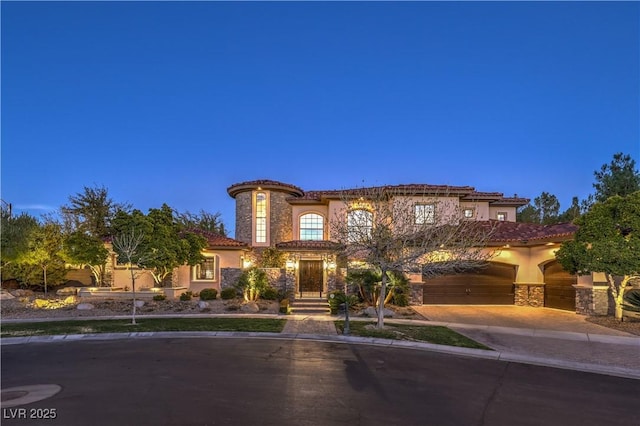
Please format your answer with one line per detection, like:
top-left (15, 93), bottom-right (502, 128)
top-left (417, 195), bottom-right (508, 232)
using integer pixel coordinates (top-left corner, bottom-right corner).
top-left (332, 185), bottom-right (497, 329)
top-left (112, 230), bottom-right (146, 325)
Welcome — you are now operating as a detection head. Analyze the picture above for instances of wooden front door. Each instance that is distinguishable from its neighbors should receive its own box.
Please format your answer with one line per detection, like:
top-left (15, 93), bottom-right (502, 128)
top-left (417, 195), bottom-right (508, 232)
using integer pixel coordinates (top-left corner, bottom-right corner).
top-left (299, 260), bottom-right (323, 294)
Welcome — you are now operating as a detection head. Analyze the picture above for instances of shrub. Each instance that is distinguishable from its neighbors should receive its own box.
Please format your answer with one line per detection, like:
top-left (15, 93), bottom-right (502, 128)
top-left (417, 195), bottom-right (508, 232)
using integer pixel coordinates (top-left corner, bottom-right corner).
top-left (199, 288), bottom-right (218, 301)
top-left (236, 267), bottom-right (270, 301)
top-left (261, 286), bottom-right (278, 300)
top-left (153, 294), bottom-right (166, 301)
top-left (220, 287), bottom-right (238, 300)
top-left (180, 291), bottom-right (193, 301)
top-left (327, 290), bottom-right (345, 315)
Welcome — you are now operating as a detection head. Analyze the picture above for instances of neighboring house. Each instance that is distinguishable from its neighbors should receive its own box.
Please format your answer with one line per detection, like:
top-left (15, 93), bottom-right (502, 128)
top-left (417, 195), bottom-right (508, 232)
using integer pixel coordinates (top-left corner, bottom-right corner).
top-left (226, 179), bottom-right (607, 315)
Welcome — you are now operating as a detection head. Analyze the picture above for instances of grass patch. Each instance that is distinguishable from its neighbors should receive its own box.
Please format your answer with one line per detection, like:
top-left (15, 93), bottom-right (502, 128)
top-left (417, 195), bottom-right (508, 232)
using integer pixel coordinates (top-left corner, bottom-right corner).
top-left (335, 321), bottom-right (491, 350)
top-left (1, 318), bottom-right (286, 337)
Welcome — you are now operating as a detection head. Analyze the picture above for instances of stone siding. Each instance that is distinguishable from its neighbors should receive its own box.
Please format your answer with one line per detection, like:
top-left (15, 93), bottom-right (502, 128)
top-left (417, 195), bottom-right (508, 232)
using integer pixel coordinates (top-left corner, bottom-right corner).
top-left (220, 268), bottom-right (243, 289)
top-left (269, 192), bottom-right (293, 245)
top-left (514, 283), bottom-right (544, 307)
top-left (234, 192), bottom-right (252, 243)
top-left (409, 283), bottom-right (423, 305)
top-left (575, 285), bottom-right (610, 316)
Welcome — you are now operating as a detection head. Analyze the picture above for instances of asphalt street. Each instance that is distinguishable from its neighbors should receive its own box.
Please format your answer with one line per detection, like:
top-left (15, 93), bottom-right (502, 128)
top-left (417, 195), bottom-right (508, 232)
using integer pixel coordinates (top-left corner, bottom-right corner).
top-left (2, 338), bottom-right (639, 426)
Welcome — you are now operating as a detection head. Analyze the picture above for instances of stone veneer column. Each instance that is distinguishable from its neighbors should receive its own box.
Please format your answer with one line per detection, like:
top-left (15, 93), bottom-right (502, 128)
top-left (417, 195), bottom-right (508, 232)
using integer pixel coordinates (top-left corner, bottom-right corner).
top-left (592, 285), bottom-right (610, 316)
top-left (575, 285), bottom-right (594, 315)
top-left (409, 283), bottom-right (423, 305)
top-left (514, 283), bottom-right (545, 307)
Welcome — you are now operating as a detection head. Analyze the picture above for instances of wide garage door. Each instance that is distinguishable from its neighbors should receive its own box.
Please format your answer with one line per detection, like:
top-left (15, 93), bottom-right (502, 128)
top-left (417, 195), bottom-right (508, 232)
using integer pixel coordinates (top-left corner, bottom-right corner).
top-left (544, 261), bottom-right (576, 311)
top-left (423, 263), bottom-right (515, 305)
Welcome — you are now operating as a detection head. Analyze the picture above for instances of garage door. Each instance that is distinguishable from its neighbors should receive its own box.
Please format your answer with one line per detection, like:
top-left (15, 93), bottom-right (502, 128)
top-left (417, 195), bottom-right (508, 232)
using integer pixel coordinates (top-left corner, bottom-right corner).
top-left (544, 261), bottom-right (576, 311)
top-left (423, 263), bottom-right (515, 304)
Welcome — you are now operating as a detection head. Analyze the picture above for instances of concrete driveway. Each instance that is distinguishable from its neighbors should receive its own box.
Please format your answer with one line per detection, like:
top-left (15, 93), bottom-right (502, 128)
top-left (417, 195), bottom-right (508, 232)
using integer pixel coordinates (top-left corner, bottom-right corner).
top-left (411, 305), bottom-right (630, 336)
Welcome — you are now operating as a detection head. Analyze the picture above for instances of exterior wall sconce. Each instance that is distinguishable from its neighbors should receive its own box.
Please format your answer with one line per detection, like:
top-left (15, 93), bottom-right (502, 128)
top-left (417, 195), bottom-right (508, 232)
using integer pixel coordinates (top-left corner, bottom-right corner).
top-left (327, 261), bottom-right (337, 270)
top-left (241, 256), bottom-right (252, 269)
top-left (286, 259), bottom-right (296, 270)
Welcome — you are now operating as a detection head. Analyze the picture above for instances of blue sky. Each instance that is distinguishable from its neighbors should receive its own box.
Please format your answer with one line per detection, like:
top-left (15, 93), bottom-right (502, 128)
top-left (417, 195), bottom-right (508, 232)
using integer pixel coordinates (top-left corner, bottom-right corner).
top-left (2, 1), bottom-right (638, 236)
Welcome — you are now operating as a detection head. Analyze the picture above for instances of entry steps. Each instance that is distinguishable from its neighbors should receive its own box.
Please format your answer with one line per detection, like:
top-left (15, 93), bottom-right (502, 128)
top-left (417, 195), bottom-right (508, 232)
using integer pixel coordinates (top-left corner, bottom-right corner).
top-left (290, 297), bottom-right (330, 315)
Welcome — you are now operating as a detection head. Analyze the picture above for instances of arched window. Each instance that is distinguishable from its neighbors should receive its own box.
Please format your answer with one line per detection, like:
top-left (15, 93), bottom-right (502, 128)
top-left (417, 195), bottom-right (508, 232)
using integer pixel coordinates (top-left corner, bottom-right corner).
top-left (299, 213), bottom-right (324, 240)
top-left (347, 209), bottom-right (372, 242)
top-left (255, 192), bottom-right (267, 243)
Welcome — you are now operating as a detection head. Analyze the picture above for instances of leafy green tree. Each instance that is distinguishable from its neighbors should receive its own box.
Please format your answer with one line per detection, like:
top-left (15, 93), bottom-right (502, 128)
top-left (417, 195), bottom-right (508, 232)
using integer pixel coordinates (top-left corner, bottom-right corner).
top-left (176, 209), bottom-right (227, 236)
top-left (1, 211), bottom-right (39, 270)
top-left (556, 192), bottom-right (640, 320)
top-left (592, 152), bottom-right (640, 203)
top-left (62, 231), bottom-right (110, 286)
top-left (21, 221), bottom-right (66, 294)
top-left (112, 204), bottom-right (207, 287)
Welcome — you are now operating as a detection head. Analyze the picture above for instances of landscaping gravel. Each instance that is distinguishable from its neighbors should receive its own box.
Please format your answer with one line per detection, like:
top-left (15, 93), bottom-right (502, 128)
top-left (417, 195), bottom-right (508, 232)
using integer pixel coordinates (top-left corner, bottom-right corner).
top-left (0, 294), bottom-right (279, 320)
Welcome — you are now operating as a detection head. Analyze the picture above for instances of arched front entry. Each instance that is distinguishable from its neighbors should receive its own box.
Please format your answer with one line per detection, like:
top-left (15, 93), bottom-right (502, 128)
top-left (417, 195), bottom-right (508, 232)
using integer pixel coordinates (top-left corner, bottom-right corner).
top-left (543, 260), bottom-right (576, 311)
top-left (423, 262), bottom-right (516, 304)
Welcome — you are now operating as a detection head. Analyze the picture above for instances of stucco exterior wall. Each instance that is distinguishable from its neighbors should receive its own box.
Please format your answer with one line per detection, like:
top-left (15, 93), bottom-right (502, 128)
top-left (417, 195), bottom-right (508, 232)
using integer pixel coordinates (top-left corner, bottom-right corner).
top-left (112, 267), bottom-right (156, 290)
top-left (459, 202), bottom-right (490, 220)
top-left (291, 205), bottom-right (329, 240)
top-left (489, 206), bottom-right (517, 222)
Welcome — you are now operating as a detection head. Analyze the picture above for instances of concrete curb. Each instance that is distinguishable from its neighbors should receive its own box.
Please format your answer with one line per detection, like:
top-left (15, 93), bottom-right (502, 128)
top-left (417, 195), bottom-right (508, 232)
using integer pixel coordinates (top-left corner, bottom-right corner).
top-left (2, 330), bottom-right (639, 381)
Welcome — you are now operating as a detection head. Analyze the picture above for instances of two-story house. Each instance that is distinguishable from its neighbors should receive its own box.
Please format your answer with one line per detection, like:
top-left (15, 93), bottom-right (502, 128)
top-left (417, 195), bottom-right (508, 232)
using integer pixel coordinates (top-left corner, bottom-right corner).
top-left (226, 180), bottom-right (599, 313)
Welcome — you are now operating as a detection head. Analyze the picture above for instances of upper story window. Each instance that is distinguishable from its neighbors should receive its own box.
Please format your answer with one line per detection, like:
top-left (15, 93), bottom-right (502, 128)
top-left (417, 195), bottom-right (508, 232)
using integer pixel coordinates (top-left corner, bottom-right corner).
top-left (497, 212), bottom-right (507, 221)
top-left (415, 204), bottom-right (435, 225)
top-left (463, 208), bottom-right (475, 219)
top-left (194, 256), bottom-right (216, 281)
top-left (300, 213), bottom-right (324, 240)
top-left (347, 209), bottom-right (373, 242)
top-left (255, 192), bottom-right (267, 243)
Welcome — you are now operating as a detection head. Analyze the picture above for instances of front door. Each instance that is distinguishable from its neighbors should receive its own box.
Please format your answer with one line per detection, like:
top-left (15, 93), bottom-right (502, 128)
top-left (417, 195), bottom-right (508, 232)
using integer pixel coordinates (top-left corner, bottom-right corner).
top-left (298, 260), bottom-right (323, 295)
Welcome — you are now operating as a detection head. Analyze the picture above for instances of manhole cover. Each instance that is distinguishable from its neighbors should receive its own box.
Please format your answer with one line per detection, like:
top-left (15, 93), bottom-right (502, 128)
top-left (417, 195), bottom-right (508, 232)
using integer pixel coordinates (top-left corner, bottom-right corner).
top-left (1, 385), bottom-right (61, 408)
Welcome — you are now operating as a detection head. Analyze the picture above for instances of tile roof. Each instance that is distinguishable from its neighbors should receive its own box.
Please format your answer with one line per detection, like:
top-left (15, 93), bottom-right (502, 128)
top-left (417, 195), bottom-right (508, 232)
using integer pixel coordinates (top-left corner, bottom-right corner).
top-left (227, 180), bottom-right (304, 198)
top-left (486, 221), bottom-right (578, 243)
top-left (190, 229), bottom-right (248, 249)
top-left (229, 180), bottom-right (530, 207)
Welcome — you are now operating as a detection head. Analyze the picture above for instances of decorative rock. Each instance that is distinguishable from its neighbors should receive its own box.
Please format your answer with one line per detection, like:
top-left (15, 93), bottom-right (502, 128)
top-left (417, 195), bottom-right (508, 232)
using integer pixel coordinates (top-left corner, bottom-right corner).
top-left (240, 301), bottom-right (260, 313)
top-left (56, 287), bottom-right (77, 296)
top-left (0, 290), bottom-right (15, 300)
top-left (134, 300), bottom-right (145, 308)
top-left (77, 303), bottom-right (95, 310)
top-left (34, 299), bottom-right (51, 309)
top-left (363, 306), bottom-right (395, 318)
top-left (198, 301), bottom-right (209, 309)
